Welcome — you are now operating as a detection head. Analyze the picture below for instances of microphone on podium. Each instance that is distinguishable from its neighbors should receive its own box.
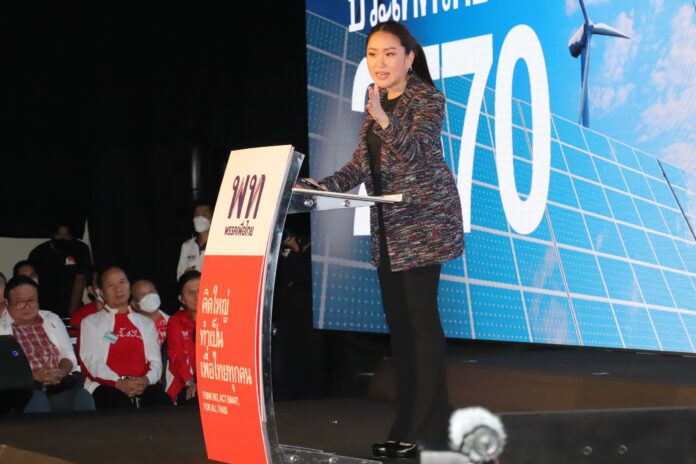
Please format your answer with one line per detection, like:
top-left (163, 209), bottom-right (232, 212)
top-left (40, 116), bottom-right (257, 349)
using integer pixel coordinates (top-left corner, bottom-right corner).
top-left (420, 407), bottom-right (506, 464)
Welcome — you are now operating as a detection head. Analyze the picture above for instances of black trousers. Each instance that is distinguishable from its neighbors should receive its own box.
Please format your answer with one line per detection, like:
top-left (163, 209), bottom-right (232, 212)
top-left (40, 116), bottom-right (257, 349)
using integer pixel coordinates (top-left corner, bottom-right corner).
top-left (93, 384), bottom-right (172, 410)
top-left (377, 262), bottom-right (450, 444)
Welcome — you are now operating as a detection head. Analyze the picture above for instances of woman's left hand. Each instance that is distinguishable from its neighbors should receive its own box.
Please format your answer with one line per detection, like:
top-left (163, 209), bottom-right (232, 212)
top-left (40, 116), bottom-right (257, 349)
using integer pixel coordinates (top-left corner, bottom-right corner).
top-left (367, 85), bottom-right (389, 129)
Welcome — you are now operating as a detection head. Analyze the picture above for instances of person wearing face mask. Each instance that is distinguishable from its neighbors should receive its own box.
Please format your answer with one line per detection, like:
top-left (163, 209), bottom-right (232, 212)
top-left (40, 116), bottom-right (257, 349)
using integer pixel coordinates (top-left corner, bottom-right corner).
top-left (28, 222), bottom-right (92, 319)
top-left (131, 279), bottom-right (168, 347)
top-left (165, 270), bottom-right (200, 404)
top-left (80, 266), bottom-right (170, 409)
top-left (176, 201), bottom-right (213, 280)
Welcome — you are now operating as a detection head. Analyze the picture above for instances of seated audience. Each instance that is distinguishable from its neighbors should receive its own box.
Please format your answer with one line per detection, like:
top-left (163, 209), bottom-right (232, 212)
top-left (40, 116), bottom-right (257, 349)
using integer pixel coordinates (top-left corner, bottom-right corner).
top-left (80, 266), bottom-right (170, 409)
top-left (131, 279), bottom-right (168, 347)
top-left (177, 200), bottom-right (212, 279)
top-left (13, 260), bottom-right (39, 283)
top-left (166, 270), bottom-right (200, 405)
top-left (0, 272), bottom-right (7, 318)
top-left (0, 276), bottom-right (94, 413)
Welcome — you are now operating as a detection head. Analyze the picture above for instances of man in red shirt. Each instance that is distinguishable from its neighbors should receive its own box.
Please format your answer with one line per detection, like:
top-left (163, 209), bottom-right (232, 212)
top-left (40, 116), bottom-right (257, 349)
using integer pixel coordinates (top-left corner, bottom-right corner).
top-left (80, 267), bottom-right (170, 409)
top-left (166, 270), bottom-right (200, 405)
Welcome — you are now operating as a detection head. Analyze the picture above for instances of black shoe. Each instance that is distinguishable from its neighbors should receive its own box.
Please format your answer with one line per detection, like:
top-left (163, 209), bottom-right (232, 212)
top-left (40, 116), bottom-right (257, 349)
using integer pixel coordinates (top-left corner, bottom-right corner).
top-left (372, 441), bottom-right (397, 457)
top-left (385, 442), bottom-right (418, 459)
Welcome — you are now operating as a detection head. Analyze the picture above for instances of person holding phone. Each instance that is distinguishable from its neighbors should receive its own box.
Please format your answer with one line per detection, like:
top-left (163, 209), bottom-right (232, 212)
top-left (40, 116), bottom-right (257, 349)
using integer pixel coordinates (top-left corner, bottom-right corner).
top-left (303, 21), bottom-right (464, 458)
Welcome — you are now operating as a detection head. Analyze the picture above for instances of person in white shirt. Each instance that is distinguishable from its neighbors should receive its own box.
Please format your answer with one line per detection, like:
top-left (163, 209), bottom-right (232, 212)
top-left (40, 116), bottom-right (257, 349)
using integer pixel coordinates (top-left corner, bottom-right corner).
top-left (176, 201), bottom-right (213, 279)
top-left (0, 276), bottom-right (94, 413)
top-left (79, 266), bottom-right (170, 409)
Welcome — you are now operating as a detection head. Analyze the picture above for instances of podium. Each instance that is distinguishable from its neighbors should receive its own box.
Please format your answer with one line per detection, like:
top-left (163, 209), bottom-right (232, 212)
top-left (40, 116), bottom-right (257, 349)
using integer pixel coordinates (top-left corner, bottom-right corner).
top-left (196, 145), bottom-right (400, 464)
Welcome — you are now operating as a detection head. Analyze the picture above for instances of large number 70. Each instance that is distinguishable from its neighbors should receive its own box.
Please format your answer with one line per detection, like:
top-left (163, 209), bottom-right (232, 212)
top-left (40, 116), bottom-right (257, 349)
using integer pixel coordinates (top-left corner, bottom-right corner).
top-left (352, 25), bottom-right (551, 235)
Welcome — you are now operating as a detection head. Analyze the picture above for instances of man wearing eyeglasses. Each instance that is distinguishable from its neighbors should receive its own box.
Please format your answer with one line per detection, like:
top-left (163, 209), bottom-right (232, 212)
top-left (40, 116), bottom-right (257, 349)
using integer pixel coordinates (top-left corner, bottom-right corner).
top-left (0, 276), bottom-right (94, 413)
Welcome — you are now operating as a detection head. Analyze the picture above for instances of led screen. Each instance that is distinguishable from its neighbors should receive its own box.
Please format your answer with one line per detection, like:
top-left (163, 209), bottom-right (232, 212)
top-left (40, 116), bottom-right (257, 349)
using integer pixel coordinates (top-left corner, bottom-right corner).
top-left (305, 0), bottom-right (696, 353)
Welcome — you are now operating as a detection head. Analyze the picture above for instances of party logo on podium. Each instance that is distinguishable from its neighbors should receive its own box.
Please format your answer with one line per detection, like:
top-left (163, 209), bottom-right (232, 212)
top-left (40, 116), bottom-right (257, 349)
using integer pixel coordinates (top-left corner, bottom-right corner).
top-left (223, 173), bottom-right (266, 238)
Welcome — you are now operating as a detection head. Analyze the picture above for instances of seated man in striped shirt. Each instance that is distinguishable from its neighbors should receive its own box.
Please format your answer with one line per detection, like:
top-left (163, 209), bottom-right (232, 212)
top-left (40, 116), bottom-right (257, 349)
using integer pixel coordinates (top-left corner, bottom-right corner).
top-left (0, 276), bottom-right (94, 413)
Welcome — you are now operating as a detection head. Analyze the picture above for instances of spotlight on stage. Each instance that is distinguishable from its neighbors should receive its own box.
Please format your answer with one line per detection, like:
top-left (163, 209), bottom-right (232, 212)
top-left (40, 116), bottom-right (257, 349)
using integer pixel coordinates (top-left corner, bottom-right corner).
top-left (421, 407), bottom-right (506, 464)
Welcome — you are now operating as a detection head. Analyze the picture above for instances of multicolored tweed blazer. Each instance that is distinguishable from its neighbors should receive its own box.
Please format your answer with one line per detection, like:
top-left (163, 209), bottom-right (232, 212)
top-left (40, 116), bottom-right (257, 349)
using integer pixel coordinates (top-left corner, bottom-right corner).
top-left (321, 73), bottom-right (464, 272)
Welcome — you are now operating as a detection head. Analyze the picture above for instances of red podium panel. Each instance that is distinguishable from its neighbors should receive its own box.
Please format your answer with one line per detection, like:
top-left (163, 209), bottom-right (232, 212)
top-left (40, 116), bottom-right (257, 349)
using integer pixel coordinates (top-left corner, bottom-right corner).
top-left (196, 144), bottom-right (387, 463)
top-left (197, 255), bottom-right (266, 463)
top-left (197, 145), bottom-right (295, 464)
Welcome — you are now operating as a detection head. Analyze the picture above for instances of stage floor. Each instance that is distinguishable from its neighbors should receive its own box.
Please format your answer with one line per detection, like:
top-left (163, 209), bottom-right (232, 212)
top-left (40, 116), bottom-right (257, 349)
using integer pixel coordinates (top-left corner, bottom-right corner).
top-left (372, 341), bottom-right (696, 412)
top-left (0, 399), bottom-right (397, 464)
top-left (3, 344), bottom-right (696, 463)
top-left (4, 398), bottom-right (696, 463)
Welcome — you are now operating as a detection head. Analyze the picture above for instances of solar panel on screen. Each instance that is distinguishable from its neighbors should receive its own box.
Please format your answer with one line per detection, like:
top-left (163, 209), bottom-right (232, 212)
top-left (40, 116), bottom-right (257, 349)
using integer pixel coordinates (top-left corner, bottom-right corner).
top-left (305, 11), bottom-right (696, 353)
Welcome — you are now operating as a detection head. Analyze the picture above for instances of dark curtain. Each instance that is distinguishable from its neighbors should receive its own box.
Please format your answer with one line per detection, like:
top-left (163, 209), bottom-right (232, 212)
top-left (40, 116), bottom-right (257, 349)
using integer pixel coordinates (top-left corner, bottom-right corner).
top-left (1, 1), bottom-right (309, 311)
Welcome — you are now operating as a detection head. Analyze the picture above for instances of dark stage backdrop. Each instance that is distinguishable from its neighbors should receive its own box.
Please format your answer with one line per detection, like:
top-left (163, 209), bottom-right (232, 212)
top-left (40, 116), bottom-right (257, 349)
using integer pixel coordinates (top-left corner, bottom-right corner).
top-left (1, 1), bottom-right (310, 310)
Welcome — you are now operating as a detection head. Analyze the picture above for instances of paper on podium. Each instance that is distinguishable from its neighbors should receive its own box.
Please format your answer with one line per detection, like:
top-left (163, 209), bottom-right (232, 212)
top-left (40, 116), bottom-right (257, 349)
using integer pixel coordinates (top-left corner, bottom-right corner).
top-left (289, 188), bottom-right (402, 212)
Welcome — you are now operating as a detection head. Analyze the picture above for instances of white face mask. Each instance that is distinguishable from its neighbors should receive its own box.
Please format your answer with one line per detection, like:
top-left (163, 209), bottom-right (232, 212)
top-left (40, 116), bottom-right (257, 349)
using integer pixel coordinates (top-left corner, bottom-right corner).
top-left (95, 288), bottom-right (105, 303)
top-left (193, 216), bottom-right (211, 233)
top-left (138, 293), bottom-right (161, 313)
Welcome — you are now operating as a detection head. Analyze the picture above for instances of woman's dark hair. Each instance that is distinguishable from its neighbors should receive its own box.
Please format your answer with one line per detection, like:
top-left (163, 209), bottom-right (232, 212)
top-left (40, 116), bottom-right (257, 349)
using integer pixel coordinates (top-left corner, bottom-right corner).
top-left (0, 271), bottom-right (7, 287)
top-left (367, 20), bottom-right (435, 88)
top-left (178, 270), bottom-right (201, 295)
top-left (4, 276), bottom-right (38, 301)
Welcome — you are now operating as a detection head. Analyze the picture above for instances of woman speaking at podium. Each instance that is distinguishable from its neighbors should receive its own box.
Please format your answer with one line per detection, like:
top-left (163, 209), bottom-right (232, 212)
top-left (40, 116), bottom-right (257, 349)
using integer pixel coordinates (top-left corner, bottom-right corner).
top-left (304, 20), bottom-right (464, 459)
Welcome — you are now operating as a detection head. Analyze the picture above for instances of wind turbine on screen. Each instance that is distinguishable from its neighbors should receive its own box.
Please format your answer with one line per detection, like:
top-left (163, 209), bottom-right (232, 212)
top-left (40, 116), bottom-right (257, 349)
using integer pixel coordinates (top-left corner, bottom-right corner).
top-left (568, 0), bottom-right (631, 127)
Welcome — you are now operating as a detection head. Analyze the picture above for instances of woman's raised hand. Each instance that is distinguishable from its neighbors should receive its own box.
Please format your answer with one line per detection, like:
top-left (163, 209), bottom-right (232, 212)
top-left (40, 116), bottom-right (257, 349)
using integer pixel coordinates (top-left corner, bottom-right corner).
top-left (367, 84), bottom-right (389, 129)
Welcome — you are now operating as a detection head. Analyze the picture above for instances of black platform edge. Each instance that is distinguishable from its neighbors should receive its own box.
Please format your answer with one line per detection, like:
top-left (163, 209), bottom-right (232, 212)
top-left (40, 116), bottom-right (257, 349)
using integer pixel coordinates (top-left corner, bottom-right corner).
top-left (499, 406), bottom-right (696, 463)
top-left (279, 444), bottom-right (379, 464)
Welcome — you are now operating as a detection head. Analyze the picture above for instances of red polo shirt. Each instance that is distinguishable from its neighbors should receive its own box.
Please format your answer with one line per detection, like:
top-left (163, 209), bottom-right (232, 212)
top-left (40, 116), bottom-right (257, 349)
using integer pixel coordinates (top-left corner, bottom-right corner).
top-left (106, 313), bottom-right (149, 378)
top-left (166, 309), bottom-right (196, 402)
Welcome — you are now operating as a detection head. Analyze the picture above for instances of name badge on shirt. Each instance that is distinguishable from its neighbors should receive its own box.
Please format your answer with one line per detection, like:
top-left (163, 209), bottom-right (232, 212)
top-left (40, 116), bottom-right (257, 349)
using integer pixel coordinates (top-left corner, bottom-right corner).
top-left (104, 331), bottom-right (119, 344)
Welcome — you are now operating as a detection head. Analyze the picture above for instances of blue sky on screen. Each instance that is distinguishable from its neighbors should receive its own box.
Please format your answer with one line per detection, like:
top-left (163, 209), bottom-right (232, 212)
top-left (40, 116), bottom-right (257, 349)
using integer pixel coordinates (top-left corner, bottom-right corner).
top-left (306, 0), bottom-right (696, 177)
top-left (558, 1), bottom-right (695, 177)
